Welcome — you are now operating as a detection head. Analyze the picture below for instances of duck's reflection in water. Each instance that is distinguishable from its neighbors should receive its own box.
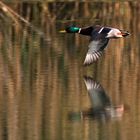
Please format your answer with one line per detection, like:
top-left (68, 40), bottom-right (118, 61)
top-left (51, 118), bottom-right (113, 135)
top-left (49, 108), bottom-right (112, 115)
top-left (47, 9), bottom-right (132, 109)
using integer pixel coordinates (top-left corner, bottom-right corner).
top-left (83, 76), bottom-right (124, 121)
top-left (69, 76), bottom-right (125, 121)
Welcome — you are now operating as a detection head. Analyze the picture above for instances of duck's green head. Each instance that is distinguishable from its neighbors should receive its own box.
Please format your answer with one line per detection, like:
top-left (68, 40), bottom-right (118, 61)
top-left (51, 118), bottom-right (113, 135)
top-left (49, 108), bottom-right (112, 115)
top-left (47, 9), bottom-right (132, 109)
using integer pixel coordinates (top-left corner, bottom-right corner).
top-left (59, 26), bottom-right (80, 33)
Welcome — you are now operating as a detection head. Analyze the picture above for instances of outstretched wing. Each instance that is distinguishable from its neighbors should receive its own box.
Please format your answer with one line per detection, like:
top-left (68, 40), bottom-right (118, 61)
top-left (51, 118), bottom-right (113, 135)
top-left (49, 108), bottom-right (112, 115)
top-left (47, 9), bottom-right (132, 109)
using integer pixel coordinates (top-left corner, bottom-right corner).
top-left (84, 38), bottom-right (109, 65)
top-left (83, 27), bottom-right (111, 66)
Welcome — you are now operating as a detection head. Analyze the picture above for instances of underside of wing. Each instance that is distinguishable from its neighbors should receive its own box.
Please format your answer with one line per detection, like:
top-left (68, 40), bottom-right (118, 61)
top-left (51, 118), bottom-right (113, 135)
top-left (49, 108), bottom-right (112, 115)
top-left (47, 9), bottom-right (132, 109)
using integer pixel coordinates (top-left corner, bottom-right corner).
top-left (83, 39), bottom-right (109, 66)
top-left (84, 51), bottom-right (102, 65)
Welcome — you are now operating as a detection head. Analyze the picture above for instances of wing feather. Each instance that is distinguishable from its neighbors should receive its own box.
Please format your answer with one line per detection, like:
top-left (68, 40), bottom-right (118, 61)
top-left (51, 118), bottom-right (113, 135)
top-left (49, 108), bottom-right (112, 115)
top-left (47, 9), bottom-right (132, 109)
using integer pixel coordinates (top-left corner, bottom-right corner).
top-left (84, 39), bottom-right (109, 65)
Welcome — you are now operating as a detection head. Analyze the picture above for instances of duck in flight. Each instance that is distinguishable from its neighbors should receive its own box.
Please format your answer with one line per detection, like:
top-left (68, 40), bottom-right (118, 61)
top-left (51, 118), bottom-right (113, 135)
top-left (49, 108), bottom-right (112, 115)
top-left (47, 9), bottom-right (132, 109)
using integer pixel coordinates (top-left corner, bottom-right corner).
top-left (60, 25), bottom-right (130, 65)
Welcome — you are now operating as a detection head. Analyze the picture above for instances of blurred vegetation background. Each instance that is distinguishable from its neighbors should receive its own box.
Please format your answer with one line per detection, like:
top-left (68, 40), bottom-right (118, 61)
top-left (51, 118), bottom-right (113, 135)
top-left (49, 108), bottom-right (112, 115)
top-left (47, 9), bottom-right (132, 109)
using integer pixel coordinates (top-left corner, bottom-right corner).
top-left (0, 1), bottom-right (139, 140)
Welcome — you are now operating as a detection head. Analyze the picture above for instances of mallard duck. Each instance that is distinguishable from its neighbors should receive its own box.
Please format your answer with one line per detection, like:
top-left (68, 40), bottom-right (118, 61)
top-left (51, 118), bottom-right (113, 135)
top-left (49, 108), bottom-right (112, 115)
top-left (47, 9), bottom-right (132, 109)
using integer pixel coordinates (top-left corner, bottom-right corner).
top-left (60, 25), bottom-right (130, 65)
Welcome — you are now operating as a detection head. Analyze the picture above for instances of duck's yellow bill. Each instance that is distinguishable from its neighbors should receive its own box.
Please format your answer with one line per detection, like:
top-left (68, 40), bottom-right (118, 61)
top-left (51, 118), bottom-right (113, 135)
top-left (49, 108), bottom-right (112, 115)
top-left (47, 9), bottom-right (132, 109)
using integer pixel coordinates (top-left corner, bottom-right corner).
top-left (59, 30), bottom-right (66, 33)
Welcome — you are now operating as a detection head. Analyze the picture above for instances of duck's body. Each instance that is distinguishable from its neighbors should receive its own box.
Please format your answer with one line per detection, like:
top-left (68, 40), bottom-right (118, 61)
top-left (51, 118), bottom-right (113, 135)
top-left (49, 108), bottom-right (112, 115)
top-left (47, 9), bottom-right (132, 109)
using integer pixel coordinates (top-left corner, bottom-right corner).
top-left (60, 25), bottom-right (130, 65)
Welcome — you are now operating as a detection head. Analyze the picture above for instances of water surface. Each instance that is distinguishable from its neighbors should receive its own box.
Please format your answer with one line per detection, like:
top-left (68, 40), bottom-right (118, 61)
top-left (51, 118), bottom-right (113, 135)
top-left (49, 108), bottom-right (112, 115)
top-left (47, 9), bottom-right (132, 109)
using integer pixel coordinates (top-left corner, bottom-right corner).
top-left (0, 1), bottom-right (140, 140)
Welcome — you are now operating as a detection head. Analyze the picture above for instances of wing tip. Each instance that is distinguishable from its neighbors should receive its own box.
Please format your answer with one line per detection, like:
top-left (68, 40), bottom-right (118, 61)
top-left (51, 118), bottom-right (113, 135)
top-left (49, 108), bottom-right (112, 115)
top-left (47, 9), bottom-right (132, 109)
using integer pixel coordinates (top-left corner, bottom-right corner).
top-left (83, 51), bottom-right (102, 66)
